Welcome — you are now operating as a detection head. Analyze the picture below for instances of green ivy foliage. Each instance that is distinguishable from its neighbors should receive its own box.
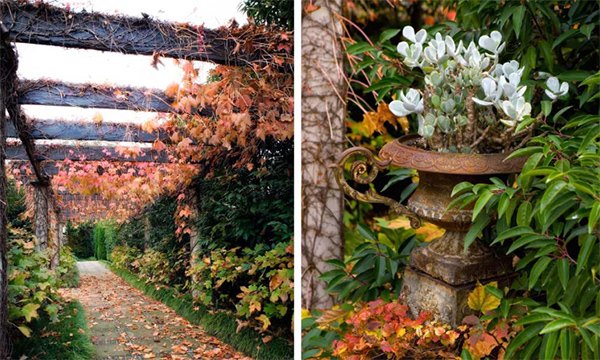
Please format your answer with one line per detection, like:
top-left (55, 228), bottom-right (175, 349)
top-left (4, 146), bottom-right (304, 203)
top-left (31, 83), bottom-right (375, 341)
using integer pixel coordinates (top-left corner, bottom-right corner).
top-left (444, 0), bottom-right (600, 358)
top-left (7, 179), bottom-right (29, 230)
top-left (57, 246), bottom-right (80, 288)
top-left (194, 140), bottom-right (293, 251)
top-left (241, 0), bottom-right (293, 30)
top-left (7, 227), bottom-right (61, 338)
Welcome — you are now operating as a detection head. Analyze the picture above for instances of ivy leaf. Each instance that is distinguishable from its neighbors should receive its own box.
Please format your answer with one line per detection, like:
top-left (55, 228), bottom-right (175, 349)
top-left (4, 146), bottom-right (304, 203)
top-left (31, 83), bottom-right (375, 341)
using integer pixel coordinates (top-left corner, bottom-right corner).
top-left (17, 325), bottom-right (32, 338)
top-left (467, 282), bottom-right (501, 313)
top-left (21, 303), bottom-right (40, 322)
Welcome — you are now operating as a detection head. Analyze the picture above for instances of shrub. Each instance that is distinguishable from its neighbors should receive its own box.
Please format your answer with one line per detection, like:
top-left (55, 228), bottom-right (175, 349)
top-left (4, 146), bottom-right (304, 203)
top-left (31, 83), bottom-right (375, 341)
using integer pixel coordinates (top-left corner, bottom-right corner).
top-left (320, 220), bottom-right (418, 303)
top-left (93, 224), bottom-right (107, 260)
top-left (135, 248), bottom-right (173, 287)
top-left (7, 227), bottom-right (60, 338)
top-left (110, 245), bottom-right (141, 272)
top-left (57, 246), bottom-right (80, 288)
top-left (187, 240), bottom-right (293, 337)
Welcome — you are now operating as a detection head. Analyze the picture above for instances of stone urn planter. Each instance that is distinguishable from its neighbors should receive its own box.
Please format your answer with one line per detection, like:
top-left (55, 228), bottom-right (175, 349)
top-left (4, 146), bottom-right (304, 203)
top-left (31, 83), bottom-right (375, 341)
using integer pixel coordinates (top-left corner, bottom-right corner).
top-left (336, 134), bottom-right (527, 325)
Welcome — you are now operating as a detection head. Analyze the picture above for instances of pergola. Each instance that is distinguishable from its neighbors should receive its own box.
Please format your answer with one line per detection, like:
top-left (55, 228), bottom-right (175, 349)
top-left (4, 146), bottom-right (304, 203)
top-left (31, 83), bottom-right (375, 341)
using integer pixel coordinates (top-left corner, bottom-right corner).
top-left (0, 1), bottom-right (289, 355)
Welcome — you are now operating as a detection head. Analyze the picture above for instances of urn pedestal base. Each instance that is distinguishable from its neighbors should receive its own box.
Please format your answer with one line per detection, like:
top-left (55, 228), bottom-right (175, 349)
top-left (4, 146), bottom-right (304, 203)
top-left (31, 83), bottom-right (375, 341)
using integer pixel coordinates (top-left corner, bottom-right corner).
top-left (400, 231), bottom-right (514, 326)
top-left (401, 268), bottom-right (515, 326)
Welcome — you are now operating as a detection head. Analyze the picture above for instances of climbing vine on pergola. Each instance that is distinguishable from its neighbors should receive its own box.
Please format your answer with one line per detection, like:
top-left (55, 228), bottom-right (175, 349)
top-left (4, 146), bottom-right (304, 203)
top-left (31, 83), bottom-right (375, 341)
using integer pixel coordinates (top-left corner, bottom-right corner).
top-left (0, 1), bottom-right (292, 356)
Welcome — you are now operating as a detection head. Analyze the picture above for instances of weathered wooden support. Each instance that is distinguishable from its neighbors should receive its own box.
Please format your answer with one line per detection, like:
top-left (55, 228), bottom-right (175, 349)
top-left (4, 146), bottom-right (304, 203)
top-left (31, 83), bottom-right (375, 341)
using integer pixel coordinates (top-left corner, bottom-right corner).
top-left (48, 204), bottom-right (60, 269)
top-left (7, 118), bottom-right (167, 142)
top-left (1, 37), bottom-right (50, 185)
top-left (0, 27), bottom-right (11, 358)
top-left (143, 215), bottom-right (151, 250)
top-left (1, 2), bottom-right (290, 69)
top-left (32, 182), bottom-right (50, 251)
top-left (7, 142), bottom-right (173, 163)
top-left (18, 79), bottom-right (174, 112)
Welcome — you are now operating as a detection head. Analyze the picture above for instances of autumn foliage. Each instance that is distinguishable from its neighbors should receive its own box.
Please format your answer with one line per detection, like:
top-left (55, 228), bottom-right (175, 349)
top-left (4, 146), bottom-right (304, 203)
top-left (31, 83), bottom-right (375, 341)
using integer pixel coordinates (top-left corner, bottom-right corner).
top-left (304, 282), bottom-right (521, 360)
top-left (12, 20), bottom-right (294, 225)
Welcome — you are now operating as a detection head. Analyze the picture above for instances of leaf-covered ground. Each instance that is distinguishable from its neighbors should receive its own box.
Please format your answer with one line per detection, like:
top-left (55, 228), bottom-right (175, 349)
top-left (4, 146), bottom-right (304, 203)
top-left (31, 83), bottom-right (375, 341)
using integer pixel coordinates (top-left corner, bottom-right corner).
top-left (60, 261), bottom-right (252, 360)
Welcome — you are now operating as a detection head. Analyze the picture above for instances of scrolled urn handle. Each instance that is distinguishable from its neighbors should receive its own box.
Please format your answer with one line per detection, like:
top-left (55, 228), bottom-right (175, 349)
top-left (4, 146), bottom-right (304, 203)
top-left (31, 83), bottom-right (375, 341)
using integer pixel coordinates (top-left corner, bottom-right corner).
top-left (334, 146), bottom-right (422, 229)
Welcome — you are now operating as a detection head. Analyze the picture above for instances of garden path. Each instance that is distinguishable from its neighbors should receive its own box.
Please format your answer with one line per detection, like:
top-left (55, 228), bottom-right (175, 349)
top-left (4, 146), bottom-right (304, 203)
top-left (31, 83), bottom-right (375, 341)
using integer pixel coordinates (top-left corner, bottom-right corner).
top-left (60, 261), bottom-right (252, 360)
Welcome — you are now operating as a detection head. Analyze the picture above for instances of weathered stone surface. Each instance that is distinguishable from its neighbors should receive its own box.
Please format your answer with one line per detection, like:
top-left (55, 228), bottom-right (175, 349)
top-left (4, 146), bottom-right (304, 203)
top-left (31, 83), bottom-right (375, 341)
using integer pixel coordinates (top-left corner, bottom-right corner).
top-left (410, 231), bottom-right (513, 286)
top-left (401, 268), bottom-right (514, 326)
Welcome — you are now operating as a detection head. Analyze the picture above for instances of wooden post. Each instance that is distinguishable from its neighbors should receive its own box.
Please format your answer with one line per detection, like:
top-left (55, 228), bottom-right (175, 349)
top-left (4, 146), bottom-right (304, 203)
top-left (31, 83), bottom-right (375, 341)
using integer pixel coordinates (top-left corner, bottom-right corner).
top-left (143, 214), bottom-right (151, 251)
top-left (185, 186), bottom-right (201, 263)
top-left (48, 205), bottom-right (60, 269)
top-left (32, 182), bottom-right (50, 251)
top-left (0, 26), bottom-right (12, 359)
top-left (185, 186), bottom-right (201, 299)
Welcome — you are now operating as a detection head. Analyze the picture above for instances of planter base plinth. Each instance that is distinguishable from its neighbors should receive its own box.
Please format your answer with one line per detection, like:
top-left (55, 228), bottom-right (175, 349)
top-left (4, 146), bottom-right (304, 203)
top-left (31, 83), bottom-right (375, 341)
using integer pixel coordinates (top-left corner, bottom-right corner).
top-left (402, 231), bottom-right (514, 326)
top-left (401, 267), bottom-right (514, 326)
top-left (409, 231), bottom-right (513, 286)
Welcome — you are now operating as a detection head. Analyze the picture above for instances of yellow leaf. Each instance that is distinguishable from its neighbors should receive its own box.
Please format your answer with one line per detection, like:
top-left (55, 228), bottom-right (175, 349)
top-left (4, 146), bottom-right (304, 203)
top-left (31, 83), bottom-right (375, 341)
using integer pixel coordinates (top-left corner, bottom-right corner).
top-left (467, 282), bottom-right (501, 313)
top-left (18, 325), bottom-right (31, 337)
top-left (385, 216), bottom-right (445, 242)
top-left (301, 308), bottom-right (311, 320)
top-left (256, 314), bottom-right (271, 331)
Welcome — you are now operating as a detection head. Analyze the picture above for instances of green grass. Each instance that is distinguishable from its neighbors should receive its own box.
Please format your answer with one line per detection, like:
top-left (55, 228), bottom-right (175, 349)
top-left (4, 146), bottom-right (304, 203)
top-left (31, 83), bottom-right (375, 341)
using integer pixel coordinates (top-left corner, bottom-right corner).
top-left (108, 264), bottom-right (293, 360)
top-left (12, 300), bottom-right (95, 360)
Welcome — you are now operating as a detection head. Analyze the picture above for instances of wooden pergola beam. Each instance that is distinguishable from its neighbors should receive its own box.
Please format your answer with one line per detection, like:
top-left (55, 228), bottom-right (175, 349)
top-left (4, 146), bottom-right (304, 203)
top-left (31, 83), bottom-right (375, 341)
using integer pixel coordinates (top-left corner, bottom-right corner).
top-left (18, 79), bottom-right (175, 112)
top-left (1, 2), bottom-right (289, 68)
top-left (7, 118), bottom-right (167, 142)
top-left (6, 142), bottom-right (172, 163)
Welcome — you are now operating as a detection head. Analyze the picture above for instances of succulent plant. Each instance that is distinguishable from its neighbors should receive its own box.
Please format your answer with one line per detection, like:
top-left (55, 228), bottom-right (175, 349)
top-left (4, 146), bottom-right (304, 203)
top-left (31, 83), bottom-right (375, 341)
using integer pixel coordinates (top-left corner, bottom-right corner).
top-left (389, 27), bottom-right (566, 153)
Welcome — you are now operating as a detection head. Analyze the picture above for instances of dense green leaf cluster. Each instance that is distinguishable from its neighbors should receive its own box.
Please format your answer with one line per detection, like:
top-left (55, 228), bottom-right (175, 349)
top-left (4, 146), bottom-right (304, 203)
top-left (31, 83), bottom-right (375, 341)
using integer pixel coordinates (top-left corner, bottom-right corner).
top-left (321, 220), bottom-right (419, 303)
top-left (445, 0), bottom-right (600, 358)
top-left (194, 141), bottom-right (293, 251)
top-left (7, 227), bottom-right (61, 338)
top-left (240, 0), bottom-right (293, 30)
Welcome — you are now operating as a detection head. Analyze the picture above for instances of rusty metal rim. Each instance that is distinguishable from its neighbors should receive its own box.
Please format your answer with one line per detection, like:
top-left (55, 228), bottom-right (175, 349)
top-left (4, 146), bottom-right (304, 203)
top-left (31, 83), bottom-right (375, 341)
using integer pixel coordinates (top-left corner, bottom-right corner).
top-left (379, 135), bottom-right (526, 175)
